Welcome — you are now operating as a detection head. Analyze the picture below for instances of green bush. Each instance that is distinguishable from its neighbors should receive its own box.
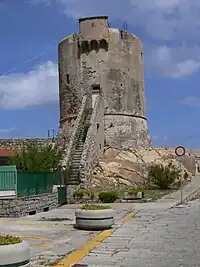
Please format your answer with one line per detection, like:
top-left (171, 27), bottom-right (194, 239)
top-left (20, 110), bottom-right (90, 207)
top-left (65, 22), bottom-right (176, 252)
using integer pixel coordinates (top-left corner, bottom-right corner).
top-left (80, 204), bottom-right (111, 210)
top-left (128, 188), bottom-right (145, 195)
top-left (98, 191), bottom-right (118, 203)
top-left (73, 189), bottom-right (85, 199)
top-left (9, 143), bottom-right (62, 172)
top-left (0, 235), bottom-right (21, 246)
top-left (148, 162), bottom-right (180, 189)
top-left (73, 189), bottom-right (95, 200)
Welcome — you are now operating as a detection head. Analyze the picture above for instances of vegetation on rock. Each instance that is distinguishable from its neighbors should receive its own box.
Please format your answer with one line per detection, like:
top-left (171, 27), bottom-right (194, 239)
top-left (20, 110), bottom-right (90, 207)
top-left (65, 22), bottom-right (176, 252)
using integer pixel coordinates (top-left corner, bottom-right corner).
top-left (80, 204), bottom-right (111, 210)
top-left (73, 189), bottom-right (94, 200)
top-left (9, 143), bottom-right (62, 172)
top-left (148, 162), bottom-right (181, 189)
top-left (128, 188), bottom-right (145, 196)
top-left (98, 191), bottom-right (118, 203)
top-left (0, 235), bottom-right (21, 246)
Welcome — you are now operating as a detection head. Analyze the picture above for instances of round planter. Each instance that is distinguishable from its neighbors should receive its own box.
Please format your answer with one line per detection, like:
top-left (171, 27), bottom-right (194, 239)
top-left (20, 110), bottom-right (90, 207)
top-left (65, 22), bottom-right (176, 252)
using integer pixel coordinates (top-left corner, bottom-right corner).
top-left (0, 240), bottom-right (30, 266)
top-left (75, 209), bottom-right (115, 230)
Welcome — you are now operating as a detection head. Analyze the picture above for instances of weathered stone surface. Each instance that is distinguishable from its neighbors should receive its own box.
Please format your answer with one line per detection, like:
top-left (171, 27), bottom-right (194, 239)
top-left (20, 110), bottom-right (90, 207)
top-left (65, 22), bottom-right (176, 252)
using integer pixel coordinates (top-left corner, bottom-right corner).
top-left (80, 95), bottom-right (104, 182)
top-left (78, 199), bottom-right (200, 266)
top-left (58, 16), bottom-right (151, 187)
top-left (88, 147), bottom-right (196, 188)
top-left (0, 138), bottom-right (55, 152)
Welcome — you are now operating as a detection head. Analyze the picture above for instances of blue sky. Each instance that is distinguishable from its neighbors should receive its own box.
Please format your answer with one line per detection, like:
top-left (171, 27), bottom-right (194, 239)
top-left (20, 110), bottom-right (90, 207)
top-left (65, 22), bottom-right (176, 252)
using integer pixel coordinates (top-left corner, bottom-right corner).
top-left (1, 0), bottom-right (200, 148)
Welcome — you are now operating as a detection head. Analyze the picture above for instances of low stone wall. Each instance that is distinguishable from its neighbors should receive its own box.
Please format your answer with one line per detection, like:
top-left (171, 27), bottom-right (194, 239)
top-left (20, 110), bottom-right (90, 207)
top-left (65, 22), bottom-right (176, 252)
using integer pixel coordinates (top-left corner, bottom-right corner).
top-left (0, 192), bottom-right (58, 217)
top-left (80, 95), bottom-right (104, 183)
top-left (0, 138), bottom-right (54, 151)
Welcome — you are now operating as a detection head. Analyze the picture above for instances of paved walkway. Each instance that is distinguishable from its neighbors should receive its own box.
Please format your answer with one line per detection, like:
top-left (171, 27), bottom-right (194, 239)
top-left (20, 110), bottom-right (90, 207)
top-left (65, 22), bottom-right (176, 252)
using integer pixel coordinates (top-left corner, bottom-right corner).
top-left (156, 174), bottom-right (200, 205)
top-left (0, 203), bottom-right (136, 266)
top-left (1, 176), bottom-right (200, 266)
top-left (78, 200), bottom-right (200, 266)
top-left (57, 175), bottom-right (200, 267)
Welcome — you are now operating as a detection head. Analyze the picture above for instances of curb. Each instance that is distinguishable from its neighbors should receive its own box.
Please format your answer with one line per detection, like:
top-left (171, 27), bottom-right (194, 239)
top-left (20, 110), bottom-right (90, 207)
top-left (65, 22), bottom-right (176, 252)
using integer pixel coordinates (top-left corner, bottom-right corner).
top-left (54, 210), bottom-right (139, 267)
top-left (173, 187), bottom-right (200, 207)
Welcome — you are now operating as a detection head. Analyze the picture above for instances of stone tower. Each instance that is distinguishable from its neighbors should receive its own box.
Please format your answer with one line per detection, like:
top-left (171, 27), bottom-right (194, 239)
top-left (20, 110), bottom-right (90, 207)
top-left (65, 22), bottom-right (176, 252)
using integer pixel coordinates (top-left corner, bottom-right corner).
top-left (58, 16), bottom-right (151, 148)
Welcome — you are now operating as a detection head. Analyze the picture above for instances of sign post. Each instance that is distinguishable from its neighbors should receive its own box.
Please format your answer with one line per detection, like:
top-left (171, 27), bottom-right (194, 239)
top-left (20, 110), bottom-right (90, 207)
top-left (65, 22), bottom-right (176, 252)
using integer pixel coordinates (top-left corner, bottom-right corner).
top-left (175, 146), bottom-right (186, 204)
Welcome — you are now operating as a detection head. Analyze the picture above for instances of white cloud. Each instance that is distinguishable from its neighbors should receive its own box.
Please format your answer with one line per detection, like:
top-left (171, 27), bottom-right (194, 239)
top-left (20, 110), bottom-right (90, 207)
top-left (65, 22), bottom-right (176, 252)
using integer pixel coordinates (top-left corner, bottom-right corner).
top-left (0, 128), bottom-right (15, 133)
top-left (183, 97), bottom-right (200, 107)
top-left (32, 0), bottom-right (200, 41)
top-left (0, 61), bottom-right (58, 110)
top-left (31, 0), bottom-right (200, 78)
top-left (146, 45), bottom-right (200, 78)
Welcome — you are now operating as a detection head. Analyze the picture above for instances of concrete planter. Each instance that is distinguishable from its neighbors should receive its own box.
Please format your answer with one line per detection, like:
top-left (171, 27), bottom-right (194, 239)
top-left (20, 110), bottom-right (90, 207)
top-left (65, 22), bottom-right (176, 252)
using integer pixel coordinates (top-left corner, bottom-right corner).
top-left (75, 208), bottom-right (115, 230)
top-left (0, 240), bottom-right (30, 266)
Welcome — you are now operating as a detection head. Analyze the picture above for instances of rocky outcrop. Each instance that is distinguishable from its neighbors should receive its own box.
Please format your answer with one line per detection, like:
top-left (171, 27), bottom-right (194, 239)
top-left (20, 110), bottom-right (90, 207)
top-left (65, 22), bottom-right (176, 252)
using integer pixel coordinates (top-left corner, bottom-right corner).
top-left (86, 147), bottom-right (196, 188)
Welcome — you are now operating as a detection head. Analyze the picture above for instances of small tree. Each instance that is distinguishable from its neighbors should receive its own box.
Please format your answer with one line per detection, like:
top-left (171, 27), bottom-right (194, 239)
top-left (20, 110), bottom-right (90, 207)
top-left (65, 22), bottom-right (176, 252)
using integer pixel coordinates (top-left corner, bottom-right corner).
top-left (9, 143), bottom-right (62, 172)
top-left (148, 162), bottom-right (181, 189)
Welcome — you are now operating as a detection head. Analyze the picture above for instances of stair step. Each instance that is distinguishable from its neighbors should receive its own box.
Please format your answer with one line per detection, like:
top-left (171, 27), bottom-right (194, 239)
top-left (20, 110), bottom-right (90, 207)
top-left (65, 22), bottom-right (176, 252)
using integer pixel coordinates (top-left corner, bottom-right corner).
top-left (71, 163), bottom-right (80, 166)
top-left (69, 176), bottom-right (79, 179)
top-left (70, 169), bottom-right (79, 172)
top-left (66, 181), bottom-right (80, 185)
top-left (71, 165), bottom-right (80, 169)
top-left (69, 174), bottom-right (79, 179)
top-left (72, 158), bottom-right (81, 161)
top-left (72, 157), bottom-right (81, 161)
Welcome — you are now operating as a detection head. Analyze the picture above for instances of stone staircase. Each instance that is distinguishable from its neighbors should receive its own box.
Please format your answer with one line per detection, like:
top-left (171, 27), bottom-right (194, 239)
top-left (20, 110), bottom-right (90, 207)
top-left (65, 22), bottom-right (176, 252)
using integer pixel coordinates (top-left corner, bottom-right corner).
top-left (67, 110), bottom-right (92, 185)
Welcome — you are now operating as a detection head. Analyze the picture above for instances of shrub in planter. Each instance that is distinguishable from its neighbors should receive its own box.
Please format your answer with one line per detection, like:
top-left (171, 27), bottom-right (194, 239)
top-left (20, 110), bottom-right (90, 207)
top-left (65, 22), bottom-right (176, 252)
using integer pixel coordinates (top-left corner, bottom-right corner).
top-left (0, 235), bottom-right (30, 266)
top-left (98, 191), bottom-right (118, 203)
top-left (81, 204), bottom-right (111, 210)
top-left (148, 162), bottom-right (181, 189)
top-left (75, 204), bottom-right (114, 230)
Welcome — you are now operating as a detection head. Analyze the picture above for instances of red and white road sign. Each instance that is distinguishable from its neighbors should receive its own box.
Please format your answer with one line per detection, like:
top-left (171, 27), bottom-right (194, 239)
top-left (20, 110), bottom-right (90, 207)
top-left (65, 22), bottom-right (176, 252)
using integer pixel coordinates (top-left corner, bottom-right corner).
top-left (175, 146), bottom-right (185, 157)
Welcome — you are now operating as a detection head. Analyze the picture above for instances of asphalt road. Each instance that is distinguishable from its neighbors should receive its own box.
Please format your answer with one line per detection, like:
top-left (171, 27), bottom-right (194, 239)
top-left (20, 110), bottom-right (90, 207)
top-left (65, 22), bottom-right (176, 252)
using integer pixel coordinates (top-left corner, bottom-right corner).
top-left (79, 200), bottom-right (200, 267)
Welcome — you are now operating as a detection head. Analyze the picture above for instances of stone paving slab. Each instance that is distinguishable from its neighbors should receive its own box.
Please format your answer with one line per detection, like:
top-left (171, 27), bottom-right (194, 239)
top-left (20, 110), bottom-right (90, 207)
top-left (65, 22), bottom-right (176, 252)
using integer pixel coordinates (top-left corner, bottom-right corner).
top-left (77, 200), bottom-right (200, 266)
top-left (53, 176), bottom-right (200, 266)
top-left (1, 176), bottom-right (200, 266)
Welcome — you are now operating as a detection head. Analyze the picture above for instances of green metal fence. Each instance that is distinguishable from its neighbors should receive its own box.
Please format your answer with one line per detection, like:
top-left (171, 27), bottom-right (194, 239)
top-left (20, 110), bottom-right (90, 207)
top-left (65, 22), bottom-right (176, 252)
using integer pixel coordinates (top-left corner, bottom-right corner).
top-left (0, 165), bottom-right (61, 197)
top-left (16, 171), bottom-right (60, 197)
top-left (0, 165), bottom-right (17, 191)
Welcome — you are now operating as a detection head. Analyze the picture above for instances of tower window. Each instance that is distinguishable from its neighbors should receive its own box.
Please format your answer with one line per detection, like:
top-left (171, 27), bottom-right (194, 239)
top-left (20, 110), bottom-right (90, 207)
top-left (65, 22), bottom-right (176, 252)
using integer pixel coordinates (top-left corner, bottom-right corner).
top-left (81, 41), bottom-right (89, 54)
top-left (66, 74), bottom-right (70, 84)
top-left (90, 40), bottom-right (98, 52)
top-left (92, 84), bottom-right (100, 93)
top-left (99, 39), bottom-right (108, 51)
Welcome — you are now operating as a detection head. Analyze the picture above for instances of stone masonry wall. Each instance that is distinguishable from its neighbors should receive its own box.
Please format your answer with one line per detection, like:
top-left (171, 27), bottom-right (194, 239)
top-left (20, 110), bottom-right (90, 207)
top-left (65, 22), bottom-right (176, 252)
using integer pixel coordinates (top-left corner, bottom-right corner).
top-left (58, 16), bottom-right (151, 151)
top-left (60, 95), bottom-right (90, 172)
top-left (0, 192), bottom-right (58, 218)
top-left (0, 138), bottom-right (54, 151)
top-left (80, 95), bottom-right (104, 183)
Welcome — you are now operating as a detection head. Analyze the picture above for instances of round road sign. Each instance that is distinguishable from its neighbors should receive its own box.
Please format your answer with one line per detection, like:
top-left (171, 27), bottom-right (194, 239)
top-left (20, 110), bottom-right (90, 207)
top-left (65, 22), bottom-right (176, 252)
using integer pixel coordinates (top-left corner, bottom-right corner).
top-left (175, 146), bottom-right (185, 157)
